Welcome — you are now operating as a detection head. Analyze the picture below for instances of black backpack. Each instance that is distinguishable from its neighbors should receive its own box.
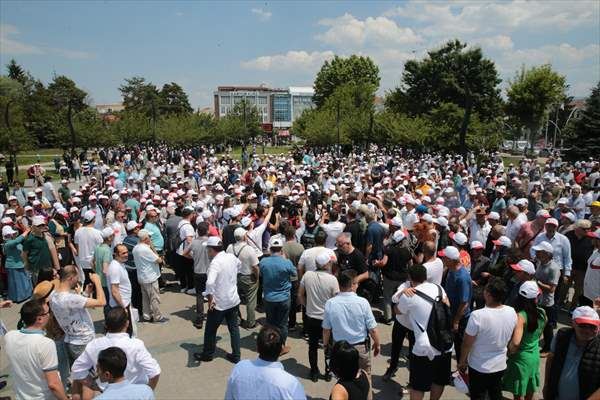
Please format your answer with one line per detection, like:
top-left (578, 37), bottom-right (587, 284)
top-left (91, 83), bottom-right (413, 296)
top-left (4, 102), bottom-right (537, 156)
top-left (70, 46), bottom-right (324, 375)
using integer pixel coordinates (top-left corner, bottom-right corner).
top-left (301, 224), bottom-right (320, 249)
top-left (415, 285), bottom-right (454, 353)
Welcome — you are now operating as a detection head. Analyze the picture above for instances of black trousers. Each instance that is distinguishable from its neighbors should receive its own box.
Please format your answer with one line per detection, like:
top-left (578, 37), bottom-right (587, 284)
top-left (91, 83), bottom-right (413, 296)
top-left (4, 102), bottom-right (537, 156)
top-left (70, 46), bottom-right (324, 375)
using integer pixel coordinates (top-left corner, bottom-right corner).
top-left (540, 305), bottom-right (557, 352)
top-left (175, 254), bottom-right (194, 290)
top-left (288, 281), bottom-right (299, 328)
top-left (453, 316), bottom-right (468, 361)
top-left (305, 316), bottom-right (324, 373)
top-left (389, 320), bottom-right (415, 370)
top-left (126, 267), bottom-right (143, 318)
top-left (468, 367), bottom-right (504, 400)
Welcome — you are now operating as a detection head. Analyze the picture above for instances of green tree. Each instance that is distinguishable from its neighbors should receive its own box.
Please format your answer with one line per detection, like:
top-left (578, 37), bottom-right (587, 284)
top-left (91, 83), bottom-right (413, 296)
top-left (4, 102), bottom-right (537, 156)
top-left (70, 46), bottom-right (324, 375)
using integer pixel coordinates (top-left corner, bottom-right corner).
top-left (47, 75), bottom-right (88, 156)
top-left (221, 99), bottom-right (262, 144)
top-left (313, 55), bottom-right (380, 108)
top-left (0, 76), bottom-right (31, 175)
top-left (563, 82), bottom-right (600, 160)
top-left (158, 114), bottom-right (211, 145)
top-left (159, 82), bottom-right (193, 116)
top-left (387, 40), bottom-right (502, 154)
top-left (119, 77), bottom-right (161, 142)
top-left (505, 64), bottom-right (566, 150)
top-left (6, 59), bottom-right (26, 85)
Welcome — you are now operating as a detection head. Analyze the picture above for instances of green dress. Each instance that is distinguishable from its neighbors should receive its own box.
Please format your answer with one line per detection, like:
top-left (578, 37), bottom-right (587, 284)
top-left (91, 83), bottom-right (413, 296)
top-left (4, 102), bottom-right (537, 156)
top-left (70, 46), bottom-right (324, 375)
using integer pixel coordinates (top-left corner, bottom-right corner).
top-left (502, 308), bottom-right (547, 396)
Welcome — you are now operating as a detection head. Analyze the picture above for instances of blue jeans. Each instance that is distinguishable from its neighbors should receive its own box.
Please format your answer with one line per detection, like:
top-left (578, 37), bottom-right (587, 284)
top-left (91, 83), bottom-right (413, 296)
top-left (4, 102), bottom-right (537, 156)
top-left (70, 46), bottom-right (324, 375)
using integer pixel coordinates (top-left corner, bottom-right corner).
top-left (201, 305), bottom-right (240, 360)
top-left (264, 298), bottom-right (291, 343)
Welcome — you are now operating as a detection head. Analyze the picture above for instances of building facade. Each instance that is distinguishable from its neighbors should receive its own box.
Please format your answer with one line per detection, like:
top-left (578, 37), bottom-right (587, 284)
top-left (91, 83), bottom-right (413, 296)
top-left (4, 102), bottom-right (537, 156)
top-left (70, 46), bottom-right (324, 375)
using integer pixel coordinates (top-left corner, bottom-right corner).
top-left (214, 85), bottom-right (315, 129)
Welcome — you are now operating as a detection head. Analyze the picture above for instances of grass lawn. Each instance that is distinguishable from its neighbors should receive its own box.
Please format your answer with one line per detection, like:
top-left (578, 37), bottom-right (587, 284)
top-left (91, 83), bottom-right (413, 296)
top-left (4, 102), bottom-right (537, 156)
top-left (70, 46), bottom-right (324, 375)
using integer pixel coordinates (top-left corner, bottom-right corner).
top-left (217, 145), bottom-right (293, 160)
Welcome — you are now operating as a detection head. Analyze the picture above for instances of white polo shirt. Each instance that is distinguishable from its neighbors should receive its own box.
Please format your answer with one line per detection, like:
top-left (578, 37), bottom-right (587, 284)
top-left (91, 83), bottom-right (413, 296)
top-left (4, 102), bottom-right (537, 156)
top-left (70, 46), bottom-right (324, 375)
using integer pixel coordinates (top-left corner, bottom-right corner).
top-left (4, 329), bottom-right (58, 400)
top-left (132, 243), bottom-right (160, 284)
top-left (203, 251), bottom-right (241, 311)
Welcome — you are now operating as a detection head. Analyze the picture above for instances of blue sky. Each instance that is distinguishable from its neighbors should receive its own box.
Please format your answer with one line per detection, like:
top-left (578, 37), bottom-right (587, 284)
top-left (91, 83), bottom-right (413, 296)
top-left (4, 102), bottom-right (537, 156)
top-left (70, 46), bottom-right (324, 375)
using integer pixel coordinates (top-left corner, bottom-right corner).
top-left (1, 1), bottom-right (598, 108)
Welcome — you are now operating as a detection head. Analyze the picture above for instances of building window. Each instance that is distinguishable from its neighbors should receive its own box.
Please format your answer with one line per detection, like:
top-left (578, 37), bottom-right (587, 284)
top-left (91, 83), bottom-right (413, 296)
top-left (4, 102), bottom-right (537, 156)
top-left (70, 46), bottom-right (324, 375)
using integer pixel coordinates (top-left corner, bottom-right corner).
top-left (258, 96), bottom-right (267, 105)
top-left (221, 96), bottom-right (231, 105)
top-left (272, 94), bottom-right (291, 122)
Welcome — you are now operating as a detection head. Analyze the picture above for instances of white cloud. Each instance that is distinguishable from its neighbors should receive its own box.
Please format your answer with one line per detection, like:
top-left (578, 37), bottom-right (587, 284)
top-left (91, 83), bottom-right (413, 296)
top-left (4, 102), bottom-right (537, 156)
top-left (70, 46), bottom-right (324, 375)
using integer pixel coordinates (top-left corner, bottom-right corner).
top-left (384, 1), bottom-right (599, 37)
top-left (498, 43), bottom-right (600, 73)
top-left (175, 11), bottom-right (184, 17)
top-left (472, 35), bottom-right (514, 51)
top-left (241, 50), bottom-right (335, 71)
top-left (0, 23), bottom-right (94, 59)
top-left (0, 23), bottom-right (44, 55)
top-left (315, 13), bottom-right (422, 48)
top-left (251, 8), bottom-right (272, 21)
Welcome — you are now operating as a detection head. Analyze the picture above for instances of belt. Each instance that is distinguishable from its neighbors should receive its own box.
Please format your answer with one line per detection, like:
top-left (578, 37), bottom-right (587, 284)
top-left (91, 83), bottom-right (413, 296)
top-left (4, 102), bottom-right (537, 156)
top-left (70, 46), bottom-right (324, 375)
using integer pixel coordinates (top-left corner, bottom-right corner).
top-left (351, 340), bottom-right (367, 346)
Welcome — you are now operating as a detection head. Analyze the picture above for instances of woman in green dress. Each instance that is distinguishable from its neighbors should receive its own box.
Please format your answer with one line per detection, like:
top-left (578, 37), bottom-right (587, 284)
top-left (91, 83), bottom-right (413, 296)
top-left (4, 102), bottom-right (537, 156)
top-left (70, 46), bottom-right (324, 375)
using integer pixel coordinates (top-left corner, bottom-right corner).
top-left (502, 281), bottom-right (547, 400)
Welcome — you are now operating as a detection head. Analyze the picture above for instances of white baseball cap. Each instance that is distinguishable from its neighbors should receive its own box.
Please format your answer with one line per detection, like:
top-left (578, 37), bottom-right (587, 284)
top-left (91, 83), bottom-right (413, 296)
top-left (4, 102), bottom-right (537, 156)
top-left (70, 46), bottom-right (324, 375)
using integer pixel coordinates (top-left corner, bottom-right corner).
top-left (510, 259), bottom-right (536, 275)
top-left (545, 218), bottom-right (559, 226)
top-left (204, 236), bottom-right (222, 247)
top-left (488, 211), bottom-right (500, 220)
top-left (269, 236), bottom-right (283, 248)
top-left (450, 232), bottom-right (468, 246)
top-left (433, 216), bottom-right (448, 228)
top-left (518, 280), bottom-right (540, 299)
top-left (137, 229), bottom-right (153, 240)
top-left (392, 230), bottom-right (406, 243)
top-left (470, 240), bottom-right (484, 250)
top-left (532, 241), bottom-right (553, 254)
top-left (240, 216), bottom-right (252, 228)
top-left (315, 251), bottom-right (333, 267)
top-left (126, 221), bottom-right (139, 231)
top-left (83, 210), bottom-right (96, 222)
top-left (32, 216), bottom-right (46, 226)
top-left (234, 227), bottom-right (247, 241)
top-left (437, 246), bottom-right (460, 260)
top-left (2, 225), bottom-right (18, 237)
top-left (101, 227), bottom-right (115, 239)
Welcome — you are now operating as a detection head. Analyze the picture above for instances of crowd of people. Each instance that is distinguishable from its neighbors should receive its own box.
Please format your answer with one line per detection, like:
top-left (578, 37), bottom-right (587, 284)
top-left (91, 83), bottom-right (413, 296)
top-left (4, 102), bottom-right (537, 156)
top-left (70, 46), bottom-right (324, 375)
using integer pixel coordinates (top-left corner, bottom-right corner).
top-left (1, 144), bottom-right (600, 400)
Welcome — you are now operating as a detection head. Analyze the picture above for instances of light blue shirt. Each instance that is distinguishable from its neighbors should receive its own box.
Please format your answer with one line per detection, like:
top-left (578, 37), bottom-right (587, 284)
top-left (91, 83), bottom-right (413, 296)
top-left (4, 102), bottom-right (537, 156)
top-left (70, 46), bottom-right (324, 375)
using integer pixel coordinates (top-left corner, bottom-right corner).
top-left (259, 255), bottom-right (296, 302)
top-left (530, 231), bottom-right (573, 276)
top-left (96, 381), bottom-right (154, 400)
top-left (322, 292), bottom-right (377, 344)
top-left (225, 358), bottom-right (306, 400)
top-left (143, 222), bottom-right (164, 252)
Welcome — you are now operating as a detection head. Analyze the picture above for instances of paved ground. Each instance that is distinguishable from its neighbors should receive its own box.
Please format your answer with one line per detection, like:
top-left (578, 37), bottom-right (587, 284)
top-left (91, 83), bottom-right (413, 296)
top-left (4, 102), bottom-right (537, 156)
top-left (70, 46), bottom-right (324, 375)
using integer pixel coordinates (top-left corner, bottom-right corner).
top-left (0, 268), bottom-right (561, 399)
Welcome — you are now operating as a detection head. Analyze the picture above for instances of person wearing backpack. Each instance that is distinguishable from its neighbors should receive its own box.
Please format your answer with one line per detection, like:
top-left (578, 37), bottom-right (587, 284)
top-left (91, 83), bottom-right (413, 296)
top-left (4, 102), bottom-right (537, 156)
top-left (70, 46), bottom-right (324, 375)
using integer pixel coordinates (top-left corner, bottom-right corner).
top-left (440, 245), bottom-right (473, 361)
top-left (300, 212), bottom-right (321, 249)
top-left (396, 264), bottom-right (453, 400)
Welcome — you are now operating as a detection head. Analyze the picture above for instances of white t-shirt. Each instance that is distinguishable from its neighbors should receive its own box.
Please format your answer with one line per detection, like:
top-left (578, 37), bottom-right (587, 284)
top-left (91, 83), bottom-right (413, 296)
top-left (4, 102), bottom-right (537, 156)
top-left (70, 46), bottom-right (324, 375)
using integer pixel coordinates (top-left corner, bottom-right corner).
top-left (391, 281), bottom-right (412, 329)
top-left (584, 249), bottom-right (600, 301)
top-left (397, 282), bottom-right (452, 360)
top-left (74, 226), bottom-right (104, 270)
top-left (227, 242), bottom-right (259, 275)
top-left (300, 270), bottom-right (339, 319)
top-left (49, 291), bottom-right (95, 345)
top-left (321, 221), bottom-right (345, 249)
top-left (465, 305), bottom-right (517, 373)
top-left (176, 220), bottom-right (195, 256)
top-left (4, 330), bottom-right (58, 400)
top-left (424, 258), bottom-right (444, 286)
top-left (107, 260), bottom-right (132, 307)
top-left (298, 247), bottom-right (336, 273)
top-left (132, 243), bottom-right (160, 284)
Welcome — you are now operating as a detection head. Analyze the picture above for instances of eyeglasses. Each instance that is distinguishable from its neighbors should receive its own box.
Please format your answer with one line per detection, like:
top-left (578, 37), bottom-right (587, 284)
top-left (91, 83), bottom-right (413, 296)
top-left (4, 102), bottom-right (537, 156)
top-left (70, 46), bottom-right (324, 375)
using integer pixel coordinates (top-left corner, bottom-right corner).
top-left (38, 311), bottom-right (50, 317)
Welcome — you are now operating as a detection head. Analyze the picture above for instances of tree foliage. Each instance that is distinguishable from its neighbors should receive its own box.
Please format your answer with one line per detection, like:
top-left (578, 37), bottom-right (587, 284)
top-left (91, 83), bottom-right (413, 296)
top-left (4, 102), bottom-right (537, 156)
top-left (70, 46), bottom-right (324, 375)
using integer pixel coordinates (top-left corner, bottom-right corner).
top-left (159, 82), bottom-right (193, 116)
top-left (314, 55), bottom-right (380, 109)
top-left (505, 64), bottom-right (567, 148)
top-left (386, 40), bottom-right (502, 153)
top-left (563, 82), bottom-right (600, 160)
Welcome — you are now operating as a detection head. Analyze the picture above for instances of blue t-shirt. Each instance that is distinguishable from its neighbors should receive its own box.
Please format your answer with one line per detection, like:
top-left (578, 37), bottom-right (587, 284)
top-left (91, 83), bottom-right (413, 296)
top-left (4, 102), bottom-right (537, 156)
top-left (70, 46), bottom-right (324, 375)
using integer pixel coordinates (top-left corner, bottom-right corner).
top-left (259, 255), bottom-right (296, 302)
top-left (552, 335), bottom-right (583, 400)
top-left (365, 221), bottom-right (385, 261)
top-left (444, 266), bottom-right (472, 319)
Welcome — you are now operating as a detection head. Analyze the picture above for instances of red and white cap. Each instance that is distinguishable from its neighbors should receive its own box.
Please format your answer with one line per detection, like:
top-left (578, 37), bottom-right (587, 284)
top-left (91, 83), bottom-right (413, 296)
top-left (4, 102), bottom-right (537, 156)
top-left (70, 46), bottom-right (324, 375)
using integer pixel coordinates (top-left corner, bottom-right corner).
top-left (536, 209), bottom-right (550, 219)
top-left (572, 306), bottom-right (600, 326)
top-left (587, 229), bottom-right (600, 239)
top-left (470, 240), bottom-right (484, 250)
top-left (510, 259), bottom-right (536, 275)
top-left (493, 236), bottom-right (512, 247)
top-left (545, 218), bottom-right (559, 226)
top-left (438, 246), bottom-right (460, 260)
top-left (449, 231), bottom-right (468, 246)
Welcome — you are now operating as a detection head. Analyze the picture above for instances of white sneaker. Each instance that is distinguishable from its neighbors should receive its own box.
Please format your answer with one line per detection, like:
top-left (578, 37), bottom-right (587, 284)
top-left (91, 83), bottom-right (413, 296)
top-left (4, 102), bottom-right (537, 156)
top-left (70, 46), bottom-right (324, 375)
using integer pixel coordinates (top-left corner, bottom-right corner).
top-left (186, 288), bottom-right (197, 295)
top-left (180, 288), bottom-right (187, 293)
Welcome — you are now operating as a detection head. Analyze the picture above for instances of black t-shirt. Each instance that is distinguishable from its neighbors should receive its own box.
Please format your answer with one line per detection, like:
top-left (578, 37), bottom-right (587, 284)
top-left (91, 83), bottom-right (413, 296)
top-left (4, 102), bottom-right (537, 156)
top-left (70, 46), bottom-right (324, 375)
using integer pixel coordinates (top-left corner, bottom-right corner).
top-left (336, 248), bottom-right (367, 275)
top-left (344, 220), bottom-right (365, 253)
top-left (222, 223), bottom-right (240, 251)
top-left (382, 243), bottom-right (411, 281)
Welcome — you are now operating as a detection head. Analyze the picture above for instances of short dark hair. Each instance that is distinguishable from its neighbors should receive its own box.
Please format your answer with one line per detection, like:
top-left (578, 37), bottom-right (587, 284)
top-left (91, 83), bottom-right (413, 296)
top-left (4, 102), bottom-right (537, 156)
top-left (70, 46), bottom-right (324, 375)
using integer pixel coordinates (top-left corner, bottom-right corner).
top-left (305, 212), bottom-right (316, 225)
top-left (329, 210), bottom-right (339, 222)
top-left (284, 225), bottom-right (296, 240)
top-left (105, 307), bottom-right (129, 333)
top-left (314, 230), bottom-right (327, 246)
top-left (20, 299), bottom-right (45, 327)
top-left (113, 243), bottom-right (128, 257)
top-left (59, 264), bottom-right (79, 281)
top-left (97, 347), bottom-right (127, 378)
top-left (329, 341), bottom-right (359, 380)
top-left (408, 264), bottom-right (427, 284)
top-left (196, 221), bottom-right (209, 237)
top-left (338, 270), bottom-right (357, 290)
top-left (257, 326), bottom-right (283, 362)
top-left (484, 277), bottom-right (507, 303)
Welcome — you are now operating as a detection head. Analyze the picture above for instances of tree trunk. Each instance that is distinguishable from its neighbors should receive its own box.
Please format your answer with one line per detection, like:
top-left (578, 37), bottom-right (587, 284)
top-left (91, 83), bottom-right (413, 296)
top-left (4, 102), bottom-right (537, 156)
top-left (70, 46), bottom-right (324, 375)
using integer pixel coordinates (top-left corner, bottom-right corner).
top-left (459, 100), bottom-right (472, 156)
top-left (68, 102), bottom-right (76, 158)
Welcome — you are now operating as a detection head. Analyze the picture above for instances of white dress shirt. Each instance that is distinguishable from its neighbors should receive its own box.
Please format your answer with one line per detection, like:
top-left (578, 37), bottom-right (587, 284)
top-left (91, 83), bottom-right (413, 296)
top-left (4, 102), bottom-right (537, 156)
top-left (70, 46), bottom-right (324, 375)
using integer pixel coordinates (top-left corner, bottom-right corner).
top-left (225, 358), bottom-right (306, 400)
top-left (203, 251), bottom-right (241, 311)
top-left (71, 332), bottom-right (161, 391)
